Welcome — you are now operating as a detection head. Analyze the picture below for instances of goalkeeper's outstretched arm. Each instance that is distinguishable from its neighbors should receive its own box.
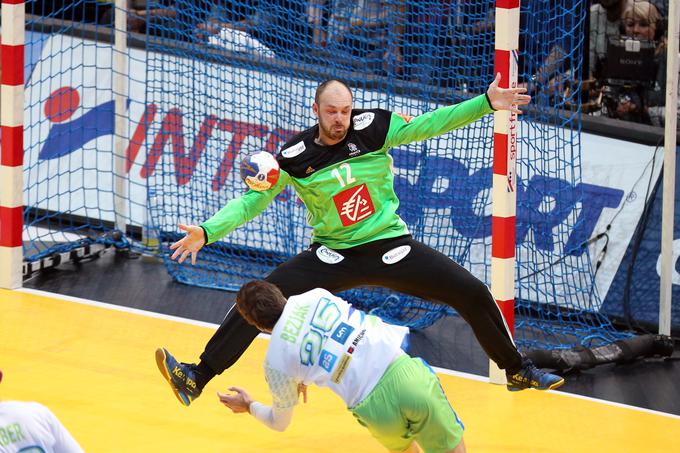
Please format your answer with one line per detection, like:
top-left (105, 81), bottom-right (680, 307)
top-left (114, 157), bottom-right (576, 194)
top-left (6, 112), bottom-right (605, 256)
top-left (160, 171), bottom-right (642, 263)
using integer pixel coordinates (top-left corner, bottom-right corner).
top-left (169, 169), bottom-right (291, 264)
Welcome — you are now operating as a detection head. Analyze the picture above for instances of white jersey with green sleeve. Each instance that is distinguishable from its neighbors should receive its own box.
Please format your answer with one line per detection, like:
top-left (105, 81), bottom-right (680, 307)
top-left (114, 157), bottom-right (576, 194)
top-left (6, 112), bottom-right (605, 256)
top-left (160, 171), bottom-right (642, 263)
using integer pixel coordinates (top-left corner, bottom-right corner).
top-left (264, 288), bottom-right (409, 409)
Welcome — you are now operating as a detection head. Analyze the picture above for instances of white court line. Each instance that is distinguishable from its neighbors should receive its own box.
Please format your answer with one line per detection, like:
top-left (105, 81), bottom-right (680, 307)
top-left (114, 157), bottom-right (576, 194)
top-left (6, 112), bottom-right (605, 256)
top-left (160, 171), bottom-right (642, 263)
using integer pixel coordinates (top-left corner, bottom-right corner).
top-left (15, 287), bottom-right (680, 421)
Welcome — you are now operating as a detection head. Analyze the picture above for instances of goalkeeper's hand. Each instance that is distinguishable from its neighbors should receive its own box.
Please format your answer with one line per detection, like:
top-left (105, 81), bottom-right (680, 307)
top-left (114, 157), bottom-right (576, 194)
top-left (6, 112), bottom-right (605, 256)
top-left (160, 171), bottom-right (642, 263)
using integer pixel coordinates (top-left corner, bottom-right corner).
top-left (170, 223), bottom-right (205, 265)
top-left (486, 72), bottom-right (531, 114)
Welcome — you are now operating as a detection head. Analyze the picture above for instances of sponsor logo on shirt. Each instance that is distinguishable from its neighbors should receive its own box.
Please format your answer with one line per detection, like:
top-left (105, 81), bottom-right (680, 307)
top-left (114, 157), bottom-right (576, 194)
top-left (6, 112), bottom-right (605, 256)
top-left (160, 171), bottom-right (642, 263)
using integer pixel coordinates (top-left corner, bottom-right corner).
top-left (347, 142), bottom-right (361, 157)
top-left (316, 246), bottom-right (345, 264)
top-left (381, 245), bottom-right (412, 264)
top-left (331, 323), bottom-right (355, 344)
top-left (349, 329), bottom-right (366, 352)
top-left (305, 166), bottom-right (315, 174)
top-left (281, 141), bottom-right (306, 158)
top-left (333, 183), bottom-right (376, 227)
top-left (352, 112), bottom-right (375, 130)
top-left (331, 354), bottom-right (352, 384)
top-left (319, 350), bottom-right (338, 373)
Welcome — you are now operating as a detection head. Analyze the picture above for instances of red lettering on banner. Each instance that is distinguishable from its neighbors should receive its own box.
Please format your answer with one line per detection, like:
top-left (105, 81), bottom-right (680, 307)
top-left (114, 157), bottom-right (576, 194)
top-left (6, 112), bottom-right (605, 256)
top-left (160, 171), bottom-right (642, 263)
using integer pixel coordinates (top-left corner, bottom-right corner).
top-left (265, 127), bottom-right (299, 155)
top-left (507, 111), bottom-right (517, 192)
top-left (131, 107), bottom-right (300, 189)
top-left (141, 109), bottom-right (220, 185)
top-left (211, 120), bottom-right (269, 192)
top-left (333, 184), bottom-right (375, 226)
top-left (126, 104), bottom-right (157, 173)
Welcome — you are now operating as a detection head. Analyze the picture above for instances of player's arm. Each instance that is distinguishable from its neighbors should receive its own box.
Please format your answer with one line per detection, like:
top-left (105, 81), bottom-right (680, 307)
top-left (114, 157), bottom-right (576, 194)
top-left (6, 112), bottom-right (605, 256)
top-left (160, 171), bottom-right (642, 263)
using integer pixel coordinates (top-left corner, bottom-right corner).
top-left (384, 73), bottom-right (530, 148)
top-left (218, 365), bottom-right (301, 432)
top-left (218, 386), bottom-right (294, 432)
top-left (169, 169), bottom-right (291, 264)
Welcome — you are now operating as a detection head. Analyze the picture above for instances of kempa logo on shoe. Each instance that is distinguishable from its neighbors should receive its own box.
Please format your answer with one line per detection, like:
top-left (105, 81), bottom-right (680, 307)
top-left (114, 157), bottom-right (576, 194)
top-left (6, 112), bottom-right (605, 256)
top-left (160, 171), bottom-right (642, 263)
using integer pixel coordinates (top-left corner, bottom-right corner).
top-left (316, 246), bottom-right (344, 264)
top-left (172, 366), bottom-right (196, 389)
top-left (382, 245), bottom-right (411, 264)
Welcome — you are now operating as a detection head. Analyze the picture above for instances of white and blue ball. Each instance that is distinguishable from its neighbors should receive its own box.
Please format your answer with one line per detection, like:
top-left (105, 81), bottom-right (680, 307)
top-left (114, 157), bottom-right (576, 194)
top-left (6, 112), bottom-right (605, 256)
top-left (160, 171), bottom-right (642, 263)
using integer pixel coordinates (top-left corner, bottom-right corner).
top-left (240, 151), bottom-right (280, 191)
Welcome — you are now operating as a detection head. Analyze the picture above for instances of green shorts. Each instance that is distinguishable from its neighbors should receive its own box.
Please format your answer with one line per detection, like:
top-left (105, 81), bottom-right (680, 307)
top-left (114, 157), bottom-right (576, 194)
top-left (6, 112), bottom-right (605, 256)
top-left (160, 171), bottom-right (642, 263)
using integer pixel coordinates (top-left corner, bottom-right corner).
top-left (350, 355), bottom-right (464, 453)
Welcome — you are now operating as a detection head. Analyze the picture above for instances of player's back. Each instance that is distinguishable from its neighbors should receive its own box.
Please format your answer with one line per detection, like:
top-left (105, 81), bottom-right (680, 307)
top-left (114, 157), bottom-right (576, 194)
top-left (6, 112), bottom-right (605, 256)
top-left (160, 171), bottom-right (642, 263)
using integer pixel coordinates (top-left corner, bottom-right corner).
top-left (266, 288), bottom-right (408, 407)
top-left (0, 400), bottom-right (83, 453)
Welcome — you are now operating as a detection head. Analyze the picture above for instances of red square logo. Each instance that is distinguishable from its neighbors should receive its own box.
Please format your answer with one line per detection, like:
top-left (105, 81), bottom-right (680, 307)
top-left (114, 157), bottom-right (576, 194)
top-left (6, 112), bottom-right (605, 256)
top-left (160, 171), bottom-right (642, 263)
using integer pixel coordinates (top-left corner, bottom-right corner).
top-left (333, 184), bottom-right (376, 226)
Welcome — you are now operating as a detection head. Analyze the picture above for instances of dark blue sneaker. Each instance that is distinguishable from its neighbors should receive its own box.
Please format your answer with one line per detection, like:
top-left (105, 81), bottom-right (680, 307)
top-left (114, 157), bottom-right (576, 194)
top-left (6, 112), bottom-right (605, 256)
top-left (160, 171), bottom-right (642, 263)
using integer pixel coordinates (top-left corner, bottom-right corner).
top-left (506, 360), bottom-right (565, 391)
top-left (155, 348), bottom-right (202, 406)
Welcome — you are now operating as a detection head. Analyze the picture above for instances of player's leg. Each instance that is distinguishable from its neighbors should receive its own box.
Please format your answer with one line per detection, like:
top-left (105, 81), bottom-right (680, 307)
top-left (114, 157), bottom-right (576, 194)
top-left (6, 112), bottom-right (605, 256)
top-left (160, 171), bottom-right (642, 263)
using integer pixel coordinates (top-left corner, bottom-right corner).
top-left (367, 236), bottom-right (563, 390)
top-left (156, 243), bottom-right (368, 405)
top-left (351, 355), bottom-right (464, 453)
top-left (406, 357), bottom-right (466, 453)
top-left (199, 244), bottom-right (361, 374)
top-left (391, 443), bottom-right (421, 453)
top-left (365, 236), bottom-right (522, 372)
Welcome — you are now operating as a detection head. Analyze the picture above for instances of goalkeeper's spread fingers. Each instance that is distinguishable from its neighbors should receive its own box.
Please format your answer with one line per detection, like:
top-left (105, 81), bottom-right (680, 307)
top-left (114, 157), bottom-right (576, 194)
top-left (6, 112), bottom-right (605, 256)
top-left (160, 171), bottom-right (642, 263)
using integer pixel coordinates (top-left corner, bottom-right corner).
top-left (178, 249), bottom-right (191, 264)
top-left (170, 245), bottom-right (184, 259)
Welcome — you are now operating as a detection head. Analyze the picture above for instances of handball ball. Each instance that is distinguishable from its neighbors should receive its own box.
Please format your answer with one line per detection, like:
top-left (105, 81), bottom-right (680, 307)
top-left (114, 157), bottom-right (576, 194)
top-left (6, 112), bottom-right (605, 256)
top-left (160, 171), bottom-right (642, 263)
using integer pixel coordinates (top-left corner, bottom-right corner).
top-left (240, 151), bottom-right (280, 191)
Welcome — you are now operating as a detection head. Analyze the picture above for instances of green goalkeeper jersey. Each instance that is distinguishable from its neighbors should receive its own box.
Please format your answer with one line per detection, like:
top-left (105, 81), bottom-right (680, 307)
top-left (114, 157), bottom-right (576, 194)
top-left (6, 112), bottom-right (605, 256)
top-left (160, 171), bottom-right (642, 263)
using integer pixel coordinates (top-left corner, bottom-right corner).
top-left (201, 94), bottom-right (494, 249)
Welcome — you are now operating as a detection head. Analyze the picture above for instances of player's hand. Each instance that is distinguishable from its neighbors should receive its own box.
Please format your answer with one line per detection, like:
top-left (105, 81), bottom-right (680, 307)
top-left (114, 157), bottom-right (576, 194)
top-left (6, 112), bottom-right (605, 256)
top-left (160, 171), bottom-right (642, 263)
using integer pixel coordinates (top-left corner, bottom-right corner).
top-left (217, 387), bottom-right (253, 414)
top-left (297, 383), bottom-right (308, 403)
top-left (169, 224), bottom-right (205, 265)
top-left (486, 72), bottom-right (531, 114)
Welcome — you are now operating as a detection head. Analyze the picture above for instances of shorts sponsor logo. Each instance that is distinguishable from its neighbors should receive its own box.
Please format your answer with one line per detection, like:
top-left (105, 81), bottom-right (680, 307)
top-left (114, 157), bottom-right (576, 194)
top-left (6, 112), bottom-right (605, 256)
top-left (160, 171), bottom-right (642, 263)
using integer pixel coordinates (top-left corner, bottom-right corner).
top-left (382, 245), bottom-right (411, 264)
top-left (331, 322), bottom-right (354, 344)
top-left (282, 141), bottom-right (306, 158)
top-left (319, 350), bottom-right (338, 373)
top-left (331, 354), bottom-right (352, 383)
top-left (352, 112), bottom-right (375, 130)
top-left (316, 246), bottom-right (345, 264)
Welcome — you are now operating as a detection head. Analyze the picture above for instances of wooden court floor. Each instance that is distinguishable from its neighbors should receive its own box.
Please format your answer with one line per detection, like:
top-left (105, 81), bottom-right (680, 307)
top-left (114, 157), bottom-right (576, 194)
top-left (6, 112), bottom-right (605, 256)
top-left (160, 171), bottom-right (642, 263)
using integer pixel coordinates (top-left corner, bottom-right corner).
top-left (1, 288), bottom-right (678, 453)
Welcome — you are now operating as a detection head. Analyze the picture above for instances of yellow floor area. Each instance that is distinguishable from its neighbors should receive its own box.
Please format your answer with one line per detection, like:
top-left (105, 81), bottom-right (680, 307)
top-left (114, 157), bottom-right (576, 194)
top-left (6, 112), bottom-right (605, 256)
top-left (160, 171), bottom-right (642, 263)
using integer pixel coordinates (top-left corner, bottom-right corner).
top-left (1, 288), bottom-right (678, 453)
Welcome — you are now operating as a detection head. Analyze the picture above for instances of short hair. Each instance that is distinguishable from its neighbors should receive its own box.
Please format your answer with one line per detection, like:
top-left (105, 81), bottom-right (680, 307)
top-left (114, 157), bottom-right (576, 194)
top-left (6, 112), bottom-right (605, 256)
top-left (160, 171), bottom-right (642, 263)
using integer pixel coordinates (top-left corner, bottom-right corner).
top-left (314, 79), bottom-right (353, 105)
top-left (235, 280), bottom-right (287, 331)
top-left (623, 1), bottom-right (661, 27)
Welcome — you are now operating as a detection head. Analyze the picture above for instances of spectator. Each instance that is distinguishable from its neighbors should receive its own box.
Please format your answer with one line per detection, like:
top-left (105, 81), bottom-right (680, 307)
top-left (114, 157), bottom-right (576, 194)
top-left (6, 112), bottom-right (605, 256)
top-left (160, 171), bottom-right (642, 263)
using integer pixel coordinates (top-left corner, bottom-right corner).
top-left (0, 370), bottom-right (85, 453)
top-left (325, 0), bottom-right (404, 76)
top-left (603, 0), bottom-right (664, 123)
top-left (589, 0), bottom-right (629, 78)
top-left (201, 0), bottom-right (313, 61)
top-left (402, 0), bottom-right (454, 86)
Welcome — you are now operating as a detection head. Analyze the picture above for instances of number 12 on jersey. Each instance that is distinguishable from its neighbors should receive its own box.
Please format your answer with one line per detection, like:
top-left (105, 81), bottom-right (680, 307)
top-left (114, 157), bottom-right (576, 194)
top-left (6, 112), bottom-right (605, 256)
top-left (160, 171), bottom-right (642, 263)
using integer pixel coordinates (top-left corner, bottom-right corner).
top-left (331, 163), bottom-right (356, 187)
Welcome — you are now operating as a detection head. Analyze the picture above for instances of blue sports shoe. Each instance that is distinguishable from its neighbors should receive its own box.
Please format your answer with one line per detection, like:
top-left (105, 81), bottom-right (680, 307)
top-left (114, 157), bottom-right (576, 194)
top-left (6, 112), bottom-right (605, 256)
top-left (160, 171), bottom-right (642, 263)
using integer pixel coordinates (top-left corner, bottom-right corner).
top-left (155, 348), bottom-right (202, 406)
top-left (506, 359), bottom-right (565, 391)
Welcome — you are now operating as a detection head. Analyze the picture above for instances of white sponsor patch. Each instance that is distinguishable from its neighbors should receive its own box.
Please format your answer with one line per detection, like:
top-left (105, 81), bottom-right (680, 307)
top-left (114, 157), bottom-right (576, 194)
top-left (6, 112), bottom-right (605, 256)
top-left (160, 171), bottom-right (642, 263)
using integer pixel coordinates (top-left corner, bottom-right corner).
top-left (316, 246), bottom-right (345, 264)
top-left (352, 112), bottom-right (375, 131)
top-left (281, 141), bottom-right (306, 158)
top-left (382, 245), bottom-right (411, 264)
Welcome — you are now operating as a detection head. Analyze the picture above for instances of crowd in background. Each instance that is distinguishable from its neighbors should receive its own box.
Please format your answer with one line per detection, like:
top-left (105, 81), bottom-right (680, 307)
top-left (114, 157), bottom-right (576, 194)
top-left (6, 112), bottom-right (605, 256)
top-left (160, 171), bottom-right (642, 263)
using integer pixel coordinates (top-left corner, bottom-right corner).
top-left (25, 0), bottom-right (677, 127)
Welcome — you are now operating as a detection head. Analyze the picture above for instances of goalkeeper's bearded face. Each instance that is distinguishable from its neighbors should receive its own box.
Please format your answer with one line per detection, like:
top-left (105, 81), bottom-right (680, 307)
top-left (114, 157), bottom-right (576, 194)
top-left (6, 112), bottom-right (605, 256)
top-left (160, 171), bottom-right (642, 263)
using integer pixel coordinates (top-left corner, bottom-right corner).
top-left (313, 85), bottom-right (353, 144)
